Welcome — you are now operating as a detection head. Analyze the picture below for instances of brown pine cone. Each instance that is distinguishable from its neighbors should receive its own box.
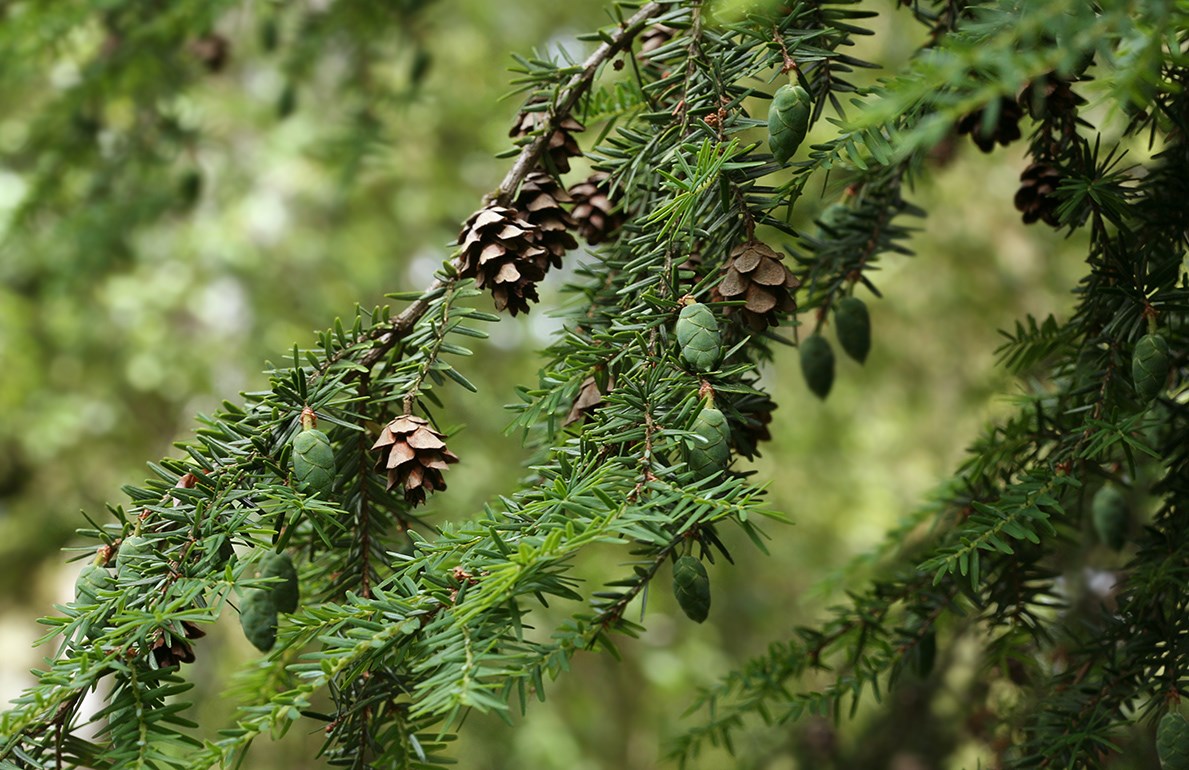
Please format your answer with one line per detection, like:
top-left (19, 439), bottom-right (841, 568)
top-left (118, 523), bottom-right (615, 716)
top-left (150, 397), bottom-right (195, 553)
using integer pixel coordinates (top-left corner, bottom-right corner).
top-left (190, 34), bottom-right (230, 73)
top-left (716, 241), bottom-right (800, 331)
top-left (151, 621), bottom-right (205, 668)
top-left (371, 415), bottom-right (459, 507)
top-left (457, 205), bottom-right (548, 316)
top-left (956, 97), bottom-right (1023, 153)
top-left (568, 172), bottom-right (624, 245)
top-left (1019, 75), bottom-right (1084, 119)
top-left (510, 109), bottom-right (584, 174)
top-left (1014, 162), bottom-right (1063, 227)
top-left (731, 395), bottom-right (777, 460)
top-left (514, 172), bottom-right (578, 273)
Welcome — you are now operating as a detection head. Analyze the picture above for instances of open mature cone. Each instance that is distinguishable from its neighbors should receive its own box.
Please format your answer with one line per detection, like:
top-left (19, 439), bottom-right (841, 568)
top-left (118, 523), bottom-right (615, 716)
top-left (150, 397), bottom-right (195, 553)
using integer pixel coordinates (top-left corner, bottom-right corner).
top-left (514, 172), bottom-right (578, 273)
top-left (956, 97), bottom-right (1023, 153)
top-left (457, 205), bottom-right (547, 316)
top-left (151, 621), bottom-right (205, 668)
top-left (510, 109), bottom-right (584, 174)
top-left (372, 415), bottom-right (459, 507)
top-left (568, 172), bottom-right (624, 245)
top-left (716, 241), bottom-right (799, 331)
top-left (1014, 162), bottom-right (1063, 226)
top-left (731, 395), bottom-right (777, 460)
top-left (1019, 75), bottom-right (1084, 119)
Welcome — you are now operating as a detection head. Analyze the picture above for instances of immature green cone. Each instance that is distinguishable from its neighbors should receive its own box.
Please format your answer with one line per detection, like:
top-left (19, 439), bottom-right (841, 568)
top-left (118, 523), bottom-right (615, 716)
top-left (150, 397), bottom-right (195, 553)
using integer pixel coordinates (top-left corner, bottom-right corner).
top-left (1158, 712), bottom-right (1189, 770)
top-left (292, 428), bottom-right (335, 494)
top-left (672, 555), bottom-right (711, 623)
top-left (1091, 484), bottom-right (1128, 551)
top-left (687, 406), bottom-right (731, 479)
top-left (239, 589), bottom-right (278, 653)
top-left (800, 335), bottom-right (835, 399)
top-left (261, 553), bottom-right (299, 613)
top-left (676, 302), bottom-right (722, 372)
top-left (834, 296), bottom-right (871, 364)
top-left (116, 535), bottom-right (155, 582)
top-left (1132, 333), bottom-right (1170, 403)
top-left (74, 563), bottom-right (114, 606)
top-left (767, 84), bottom-right (811, 163)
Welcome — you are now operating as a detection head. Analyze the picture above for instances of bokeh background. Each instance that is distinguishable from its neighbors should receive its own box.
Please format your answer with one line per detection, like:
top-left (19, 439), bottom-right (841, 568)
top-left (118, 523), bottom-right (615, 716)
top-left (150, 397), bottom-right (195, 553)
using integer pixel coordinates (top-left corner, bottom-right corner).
top-left (0, 1), bottom-right (1090, 767)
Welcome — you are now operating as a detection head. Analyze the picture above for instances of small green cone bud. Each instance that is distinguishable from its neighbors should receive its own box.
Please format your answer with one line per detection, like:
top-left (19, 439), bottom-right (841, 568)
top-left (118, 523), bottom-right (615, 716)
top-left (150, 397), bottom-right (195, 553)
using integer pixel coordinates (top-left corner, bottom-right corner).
top-left (676, 302), bottom-right (722, 372)
top-left (239, 589), bottom-right (279, 652)
top-left (835, 297), bottom-right (871, 364)
top-left (687, 406), bottom-right (731, 479)
top-left (1132, 334), bottom-right (1170, 403)
top-left (800, 335), bottom-right (835, 399)
top-left (292, 428), bottom-right (335, 495)
top-left (672, 555), bottom-right (711, 623)
top-left (262, 553), bottom-right (299, 614)
top-left (1158, 712), bottom-right (1189, 770)
top-left (74, 564), bottom-right (115, 606)
top-left (768, 84), bottom-right (812, 164)
top-left (116, 535), bottom-right (155, 582)
top-left (1091, 485), bottom-right (1128, 551)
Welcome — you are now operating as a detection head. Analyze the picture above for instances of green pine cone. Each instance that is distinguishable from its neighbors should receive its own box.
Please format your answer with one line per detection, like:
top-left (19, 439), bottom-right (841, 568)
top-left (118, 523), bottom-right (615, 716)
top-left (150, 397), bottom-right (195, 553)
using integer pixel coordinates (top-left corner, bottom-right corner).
top-left (672, 555), bottom-right (711, 623)
top-left (1132, 334), bottom-right (1170, 403)
top-left (262, 553), bottom-right (299, 614)
top-left (768, 84), bottom-right (812, 164)
top-left (116, 535), bottom-right (155, 582)
top-left (687, 406), bottom-right (732, 479)
top-left (239, 589), bottom-right (279, 653)
top-left (835, 297), bottom-right (871, 364)
top-left (1158, 712), bottom-right (1189, 770)
top-left (800, 335), bottom-right (835, 399)
top-left (74, 564), bottom-right (115, 606)
top-left (676, 302), bottom-right (722, 372)
top-left (292, 428), bottom-right (335, 494)
top-left (1091, 484), bottom-right (1128, 551)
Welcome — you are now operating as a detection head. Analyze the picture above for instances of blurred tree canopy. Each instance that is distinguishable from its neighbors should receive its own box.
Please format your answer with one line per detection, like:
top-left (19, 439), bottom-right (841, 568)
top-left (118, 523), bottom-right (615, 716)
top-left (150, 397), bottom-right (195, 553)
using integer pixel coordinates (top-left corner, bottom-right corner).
top-left (0, 1), bottom-right (1185, 769)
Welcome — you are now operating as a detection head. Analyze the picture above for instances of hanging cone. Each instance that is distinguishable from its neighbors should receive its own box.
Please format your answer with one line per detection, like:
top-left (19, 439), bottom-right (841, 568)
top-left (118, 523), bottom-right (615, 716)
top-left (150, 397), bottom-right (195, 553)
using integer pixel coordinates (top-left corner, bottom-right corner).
top-left (716, 241), bottom-right (800, 331)
top-left (564, 375), bottom-right (606, 427)
top-left (371, 415), bottom-right (459, 507)
top-left (567, 172), bottom-right (624, 245)
top-left (1019, 75), bottom-right (1084, 119)
top-left (151, 621), bottom-right (205, 668)
top-left (956, 97), bottom-right (1023, 153)
top-left (731, 395), bottom-right (777, 460)
top-left (457, 204), bottom-right (548, 316)
top-left (514, 171), bottom-right (578, 273)
top-left (1014, 162), bottom-right (1063, 226)
top-left (510, 108), bottom-right (584, 174)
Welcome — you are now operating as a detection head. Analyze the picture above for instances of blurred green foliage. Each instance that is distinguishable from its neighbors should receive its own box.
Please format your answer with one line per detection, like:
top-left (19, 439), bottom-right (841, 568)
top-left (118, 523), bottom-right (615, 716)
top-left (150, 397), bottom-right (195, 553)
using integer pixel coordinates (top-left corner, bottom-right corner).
top-left (0, 1), bottom-right (1093, 767)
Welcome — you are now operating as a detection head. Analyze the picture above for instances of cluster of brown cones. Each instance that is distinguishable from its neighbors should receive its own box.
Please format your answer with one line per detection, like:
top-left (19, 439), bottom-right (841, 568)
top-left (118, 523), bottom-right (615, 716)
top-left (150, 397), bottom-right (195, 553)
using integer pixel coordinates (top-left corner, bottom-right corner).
top-left (372, 415), bottom-right (459, 507)
top-left (457, 171), bottom-right (623, 315)
top-left (715, 241), bottom-right (800, 331)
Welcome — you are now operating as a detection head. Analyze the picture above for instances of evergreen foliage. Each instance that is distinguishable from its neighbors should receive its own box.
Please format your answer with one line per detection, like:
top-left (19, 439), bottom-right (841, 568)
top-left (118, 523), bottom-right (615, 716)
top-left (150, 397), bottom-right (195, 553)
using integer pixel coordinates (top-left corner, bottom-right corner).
top-left (1, 0), bottom-right (1187, 767)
